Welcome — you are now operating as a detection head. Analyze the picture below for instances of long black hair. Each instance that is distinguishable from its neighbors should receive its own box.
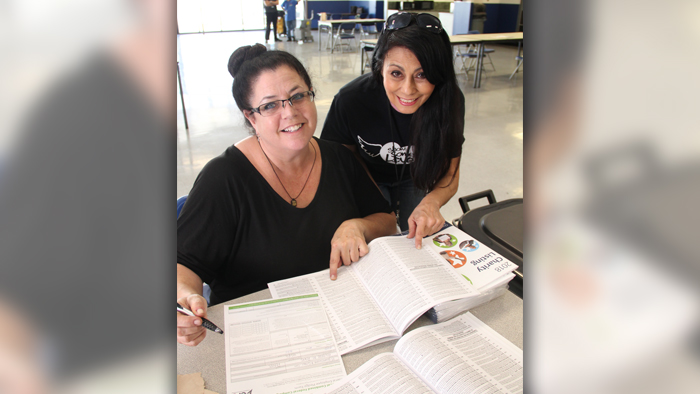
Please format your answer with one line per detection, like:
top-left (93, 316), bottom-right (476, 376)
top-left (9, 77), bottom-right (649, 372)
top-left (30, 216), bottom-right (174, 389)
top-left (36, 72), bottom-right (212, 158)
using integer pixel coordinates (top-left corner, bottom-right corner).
top-left (228, 44), bottom-right (313, 132)
top-left (371, 23), bottom-right (463, 192)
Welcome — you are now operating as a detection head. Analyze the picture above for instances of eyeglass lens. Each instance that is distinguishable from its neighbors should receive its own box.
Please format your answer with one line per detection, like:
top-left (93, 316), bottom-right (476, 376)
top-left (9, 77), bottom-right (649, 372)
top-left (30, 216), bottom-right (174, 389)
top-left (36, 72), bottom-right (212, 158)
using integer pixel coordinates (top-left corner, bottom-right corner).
top-left (257, 91), bottom-right (314, 116)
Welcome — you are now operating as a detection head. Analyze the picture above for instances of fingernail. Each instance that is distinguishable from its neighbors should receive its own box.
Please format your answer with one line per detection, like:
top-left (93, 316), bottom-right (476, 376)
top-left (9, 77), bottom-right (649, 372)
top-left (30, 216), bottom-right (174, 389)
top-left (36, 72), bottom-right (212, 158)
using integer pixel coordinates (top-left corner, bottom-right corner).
top-left (331, 274), bottom-right (336, 280)
top-left (197, 309), bottom-right (204, 314)
top-left (194, 320), bottom-right (201, 326)
top-left (417, 245), bottom-right (422, 250)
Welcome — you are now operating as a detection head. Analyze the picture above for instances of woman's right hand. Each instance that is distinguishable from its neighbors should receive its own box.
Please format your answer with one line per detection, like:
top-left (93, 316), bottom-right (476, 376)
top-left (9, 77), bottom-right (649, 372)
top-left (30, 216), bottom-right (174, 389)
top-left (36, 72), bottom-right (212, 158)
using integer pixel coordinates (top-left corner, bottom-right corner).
top-left (176, 293), bottom-right (209, 346)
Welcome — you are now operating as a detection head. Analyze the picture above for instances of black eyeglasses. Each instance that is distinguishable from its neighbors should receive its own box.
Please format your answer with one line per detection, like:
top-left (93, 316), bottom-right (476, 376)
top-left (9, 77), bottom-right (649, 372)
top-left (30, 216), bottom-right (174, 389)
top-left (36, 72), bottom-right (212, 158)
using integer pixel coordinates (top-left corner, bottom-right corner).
top-left (248, 91), bottom-right (315, 117)
top-left (385, 12), bottom-right (443, 34)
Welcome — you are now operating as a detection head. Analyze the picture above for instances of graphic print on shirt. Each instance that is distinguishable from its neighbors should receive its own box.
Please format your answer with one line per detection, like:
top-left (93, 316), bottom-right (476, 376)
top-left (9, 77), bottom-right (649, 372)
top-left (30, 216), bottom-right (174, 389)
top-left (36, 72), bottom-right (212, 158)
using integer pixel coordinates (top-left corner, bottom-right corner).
top-left (357, 136), bottom-right (414, 164)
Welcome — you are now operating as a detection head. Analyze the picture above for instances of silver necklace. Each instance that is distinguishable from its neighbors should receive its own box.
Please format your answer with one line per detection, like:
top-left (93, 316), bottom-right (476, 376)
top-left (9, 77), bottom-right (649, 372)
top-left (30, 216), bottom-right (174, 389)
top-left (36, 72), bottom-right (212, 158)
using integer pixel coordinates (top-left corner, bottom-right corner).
top-left (258, 139), bottom-right (317, 207)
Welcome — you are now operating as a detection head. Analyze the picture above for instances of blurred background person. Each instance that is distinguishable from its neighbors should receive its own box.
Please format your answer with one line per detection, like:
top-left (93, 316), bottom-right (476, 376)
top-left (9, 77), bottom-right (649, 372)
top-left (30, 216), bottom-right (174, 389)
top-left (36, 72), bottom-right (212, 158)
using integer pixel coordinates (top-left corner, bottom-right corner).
top-left (0, 0), bottom-right (172, 392)
top-left (281, 0), bottom-right (298, 42)
top-left (263, 0), bottom-right (281, 43)
top-left (527, 1), bottom-right (700, 393)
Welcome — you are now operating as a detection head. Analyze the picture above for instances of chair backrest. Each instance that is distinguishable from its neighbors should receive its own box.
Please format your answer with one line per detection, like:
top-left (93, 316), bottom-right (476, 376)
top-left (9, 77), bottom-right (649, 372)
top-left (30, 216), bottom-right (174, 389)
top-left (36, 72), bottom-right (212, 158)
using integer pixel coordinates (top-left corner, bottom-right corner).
top-left (339, 22), bottom-right (356, 34)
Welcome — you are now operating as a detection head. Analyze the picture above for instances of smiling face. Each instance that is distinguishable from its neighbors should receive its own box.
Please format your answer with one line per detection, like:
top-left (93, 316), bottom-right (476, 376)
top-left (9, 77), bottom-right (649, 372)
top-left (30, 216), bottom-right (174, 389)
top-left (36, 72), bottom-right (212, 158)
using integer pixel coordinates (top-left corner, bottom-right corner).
top-left (381, 46), bottom-right (436, 114)
top-left (244, 65), bottom-right (317, 153)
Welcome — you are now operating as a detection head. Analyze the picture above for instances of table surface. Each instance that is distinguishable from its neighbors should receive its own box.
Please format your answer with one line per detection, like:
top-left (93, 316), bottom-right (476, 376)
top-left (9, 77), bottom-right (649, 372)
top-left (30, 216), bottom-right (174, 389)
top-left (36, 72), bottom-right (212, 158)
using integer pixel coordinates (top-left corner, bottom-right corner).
top-left (318, 18), bottom-right (385, 26)
top-left (177, 288), bottom-right (523, 394)
top-left (360, 31), bottom-right (523, 46)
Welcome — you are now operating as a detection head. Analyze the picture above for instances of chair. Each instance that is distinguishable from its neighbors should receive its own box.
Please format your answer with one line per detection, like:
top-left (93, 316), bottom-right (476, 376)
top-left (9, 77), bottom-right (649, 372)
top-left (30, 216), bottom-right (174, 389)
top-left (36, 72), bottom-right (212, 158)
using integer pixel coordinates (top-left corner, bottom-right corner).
top-left (176, 195), bottom-right (212, 305)
top-left (360, 42), bottom-right (376, 74)
top-left (177, 195), bottom-right (187, 218)
top-left (355, 14), bottom-right (379, 46)
top-left (333, 20), bottom-right (357, 52)
top-left (509, 42), bottom-right (523, 80)
top-left (454, 30), bottom-right (496, 76)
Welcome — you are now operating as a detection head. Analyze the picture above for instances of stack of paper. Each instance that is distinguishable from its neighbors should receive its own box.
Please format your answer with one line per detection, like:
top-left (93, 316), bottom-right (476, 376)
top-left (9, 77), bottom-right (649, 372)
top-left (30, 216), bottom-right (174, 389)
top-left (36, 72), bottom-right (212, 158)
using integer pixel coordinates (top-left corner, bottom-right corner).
top-left (424, 224), bottom-right (518, 322)
top-left (324, 312), bottom-right (523, 394)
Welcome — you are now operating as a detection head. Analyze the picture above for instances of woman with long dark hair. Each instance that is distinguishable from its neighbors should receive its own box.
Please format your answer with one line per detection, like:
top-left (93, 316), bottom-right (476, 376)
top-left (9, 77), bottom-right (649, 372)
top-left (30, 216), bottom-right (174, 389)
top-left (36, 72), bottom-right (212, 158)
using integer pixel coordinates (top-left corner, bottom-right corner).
top-left (321, 12), bottom-right (464, 247)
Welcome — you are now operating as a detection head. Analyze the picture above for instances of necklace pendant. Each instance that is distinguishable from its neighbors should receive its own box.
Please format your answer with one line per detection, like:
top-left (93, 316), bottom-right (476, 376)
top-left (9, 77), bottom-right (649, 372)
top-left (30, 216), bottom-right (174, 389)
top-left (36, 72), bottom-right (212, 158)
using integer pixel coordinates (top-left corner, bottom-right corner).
top-left (291, 199), bottom-right (297, 207)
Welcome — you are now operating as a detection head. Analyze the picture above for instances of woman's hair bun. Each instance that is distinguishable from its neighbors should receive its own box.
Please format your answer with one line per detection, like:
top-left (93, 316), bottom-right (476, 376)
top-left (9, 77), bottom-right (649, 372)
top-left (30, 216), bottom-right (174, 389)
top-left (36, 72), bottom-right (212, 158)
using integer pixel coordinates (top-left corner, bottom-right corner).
top-left (228, 44), bottom-right (268, 78)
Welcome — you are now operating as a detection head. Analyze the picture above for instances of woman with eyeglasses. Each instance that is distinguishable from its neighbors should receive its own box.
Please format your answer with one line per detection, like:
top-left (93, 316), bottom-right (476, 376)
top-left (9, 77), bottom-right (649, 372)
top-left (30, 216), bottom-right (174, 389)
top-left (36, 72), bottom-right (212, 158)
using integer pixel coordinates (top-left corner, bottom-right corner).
top-left (176, 44), bottom-right (396, 346)
top-left (321, 12), bottom-right (465, 249)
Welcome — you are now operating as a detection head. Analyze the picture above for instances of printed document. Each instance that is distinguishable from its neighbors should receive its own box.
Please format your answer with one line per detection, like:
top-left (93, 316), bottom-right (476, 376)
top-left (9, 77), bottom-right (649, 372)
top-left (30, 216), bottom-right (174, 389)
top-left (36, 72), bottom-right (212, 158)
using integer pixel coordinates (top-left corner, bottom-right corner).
top-left (223, 294), bottom-right (346, 394)
top-left (325, 312), bottom-right (523, 394)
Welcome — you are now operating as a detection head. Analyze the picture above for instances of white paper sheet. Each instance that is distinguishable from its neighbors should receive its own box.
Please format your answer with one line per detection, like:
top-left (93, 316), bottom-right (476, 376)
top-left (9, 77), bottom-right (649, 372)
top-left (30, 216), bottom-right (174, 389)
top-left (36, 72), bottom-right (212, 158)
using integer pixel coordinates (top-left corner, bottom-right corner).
top-left (269, 269), bottom-right (398, 355)
top-left (223, 294), bottom-right (346, 394)
top-left (325, 353), bottom-right (435, 394)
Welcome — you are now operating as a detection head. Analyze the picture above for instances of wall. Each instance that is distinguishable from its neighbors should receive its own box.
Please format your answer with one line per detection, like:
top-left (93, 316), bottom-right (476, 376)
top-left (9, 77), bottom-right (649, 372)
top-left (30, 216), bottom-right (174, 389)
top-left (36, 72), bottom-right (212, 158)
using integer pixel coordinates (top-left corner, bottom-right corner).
top-left (477, 0), bottom-right (520, 33)
top-left (306, 0), bottom-right (518, 33)
top-left (308, 1), bottom-right (384, 29)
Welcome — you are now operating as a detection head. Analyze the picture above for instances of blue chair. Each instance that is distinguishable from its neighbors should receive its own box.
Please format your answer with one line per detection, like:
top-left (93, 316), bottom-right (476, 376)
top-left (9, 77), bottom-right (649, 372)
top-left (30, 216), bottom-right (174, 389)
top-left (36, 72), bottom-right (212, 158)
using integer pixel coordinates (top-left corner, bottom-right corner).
top-left (454, 30), bottom-right (496, 76)
top-left (177, 195), bottom-right (187, 218)
top-left (332, 17), bottom-right (357, 52)
top-left (176, 195), bottom-right (212, 305)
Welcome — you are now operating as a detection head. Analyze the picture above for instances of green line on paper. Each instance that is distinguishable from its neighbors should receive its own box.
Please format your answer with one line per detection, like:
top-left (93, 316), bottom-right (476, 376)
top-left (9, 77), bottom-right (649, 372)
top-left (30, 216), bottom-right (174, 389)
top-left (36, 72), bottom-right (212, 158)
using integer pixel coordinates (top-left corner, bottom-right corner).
top-left (228, 294), bottom-right (318, 310)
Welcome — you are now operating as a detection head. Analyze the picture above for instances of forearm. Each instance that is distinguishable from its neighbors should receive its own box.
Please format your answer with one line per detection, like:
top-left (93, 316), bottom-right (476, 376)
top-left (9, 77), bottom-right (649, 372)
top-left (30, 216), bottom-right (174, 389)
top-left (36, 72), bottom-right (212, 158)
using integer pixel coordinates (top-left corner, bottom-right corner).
top-left (354, 212), bottom-right (397, 242)
top-left (177, 263), bottom-right (204, 300)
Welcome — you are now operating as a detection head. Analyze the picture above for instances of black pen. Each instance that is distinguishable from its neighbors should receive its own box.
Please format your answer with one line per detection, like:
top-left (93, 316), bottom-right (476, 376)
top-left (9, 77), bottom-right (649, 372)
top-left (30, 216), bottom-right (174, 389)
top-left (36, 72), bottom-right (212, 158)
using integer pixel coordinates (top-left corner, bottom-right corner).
top-left (177, 303), bottom-right (224, 334)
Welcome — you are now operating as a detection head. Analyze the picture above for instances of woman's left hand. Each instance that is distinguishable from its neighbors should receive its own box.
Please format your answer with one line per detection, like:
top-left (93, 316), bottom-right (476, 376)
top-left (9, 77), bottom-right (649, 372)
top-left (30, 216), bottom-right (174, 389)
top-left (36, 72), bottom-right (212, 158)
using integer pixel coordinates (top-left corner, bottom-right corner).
top-left (407, 198), bottom-right (445, 249)
top-left (329, 219), bottom-right (369, 280)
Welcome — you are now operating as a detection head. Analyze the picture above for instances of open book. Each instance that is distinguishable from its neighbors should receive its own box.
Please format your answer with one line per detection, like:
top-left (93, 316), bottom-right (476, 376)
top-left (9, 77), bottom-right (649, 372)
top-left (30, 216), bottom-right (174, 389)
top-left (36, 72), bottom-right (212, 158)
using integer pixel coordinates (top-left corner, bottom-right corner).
top-left (325, 312), bottom-right (523, 394)
top-left (268, 236), bottom-right (478, 355)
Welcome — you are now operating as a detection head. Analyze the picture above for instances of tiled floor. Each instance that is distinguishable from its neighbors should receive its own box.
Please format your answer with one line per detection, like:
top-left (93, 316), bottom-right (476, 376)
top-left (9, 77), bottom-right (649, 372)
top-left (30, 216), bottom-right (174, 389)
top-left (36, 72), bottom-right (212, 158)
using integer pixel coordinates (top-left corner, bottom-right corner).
top-left (177, 30), bottom-right (522, 224)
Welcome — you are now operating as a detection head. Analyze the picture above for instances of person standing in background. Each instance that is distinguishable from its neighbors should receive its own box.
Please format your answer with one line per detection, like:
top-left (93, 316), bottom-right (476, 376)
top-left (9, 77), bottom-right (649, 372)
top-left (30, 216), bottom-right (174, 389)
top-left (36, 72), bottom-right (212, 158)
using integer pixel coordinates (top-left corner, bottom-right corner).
top-left (264, 0), bottom-right (281, 43)
top-left (281, 0), bottom-right (298, 42)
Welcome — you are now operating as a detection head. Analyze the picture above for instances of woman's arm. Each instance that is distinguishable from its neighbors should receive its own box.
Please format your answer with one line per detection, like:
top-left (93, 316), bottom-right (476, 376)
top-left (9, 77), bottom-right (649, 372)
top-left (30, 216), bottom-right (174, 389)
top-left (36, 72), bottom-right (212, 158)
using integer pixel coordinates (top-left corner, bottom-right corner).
top-left (407, 156), bottom-right (461, 248)
top-left (329, 212), bottom-right (396, 280)
top-left (177, 264), bottom-right (208, 346)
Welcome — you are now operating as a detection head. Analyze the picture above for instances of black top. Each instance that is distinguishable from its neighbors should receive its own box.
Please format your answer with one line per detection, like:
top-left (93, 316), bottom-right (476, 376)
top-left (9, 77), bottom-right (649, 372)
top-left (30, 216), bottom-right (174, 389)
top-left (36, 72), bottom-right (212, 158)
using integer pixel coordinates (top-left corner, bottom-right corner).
top-left (264, 3), bottom-right (277, 13)
top-left (321, 73), bottom-right (465, 184)
top-left (177, 138), bottom-right (392, 305)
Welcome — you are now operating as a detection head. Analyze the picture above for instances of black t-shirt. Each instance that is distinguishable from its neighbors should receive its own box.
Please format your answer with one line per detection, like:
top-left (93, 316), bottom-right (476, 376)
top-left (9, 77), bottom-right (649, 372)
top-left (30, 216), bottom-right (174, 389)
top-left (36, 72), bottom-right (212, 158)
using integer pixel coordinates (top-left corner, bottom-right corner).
top-left (177, 138), bottom-right (392, 305)
top-left (264, 3), bottom-right (277, 14)
top-left (320, 73), bottom-right (466, 184)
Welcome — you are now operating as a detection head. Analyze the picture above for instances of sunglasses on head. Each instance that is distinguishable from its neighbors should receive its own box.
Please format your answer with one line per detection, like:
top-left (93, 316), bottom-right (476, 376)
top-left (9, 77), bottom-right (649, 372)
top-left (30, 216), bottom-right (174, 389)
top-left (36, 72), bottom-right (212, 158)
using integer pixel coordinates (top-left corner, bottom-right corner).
top-left (385, 12), bottom-right (443, 34)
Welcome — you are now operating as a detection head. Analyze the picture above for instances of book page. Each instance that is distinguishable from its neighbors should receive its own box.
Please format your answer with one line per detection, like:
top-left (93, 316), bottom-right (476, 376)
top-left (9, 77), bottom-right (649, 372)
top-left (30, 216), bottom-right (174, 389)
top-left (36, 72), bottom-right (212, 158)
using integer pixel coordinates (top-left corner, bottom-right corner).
top-left (325, 353), bottom-right (437, 394)
top-left (354, 237), bottom-right (478, 333)
top-left (223, 294), bottom-right (346, 394)
top-left (394, 313), bottom-right (523, 394)
top-left (268, 268), bottom-right (398, 355)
